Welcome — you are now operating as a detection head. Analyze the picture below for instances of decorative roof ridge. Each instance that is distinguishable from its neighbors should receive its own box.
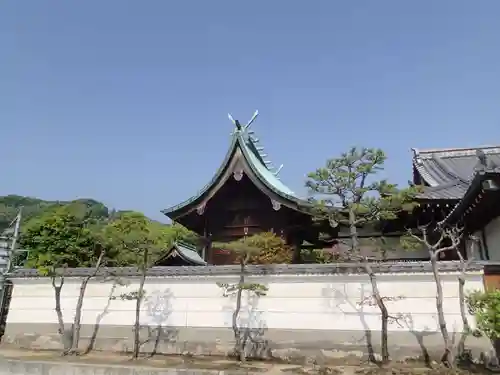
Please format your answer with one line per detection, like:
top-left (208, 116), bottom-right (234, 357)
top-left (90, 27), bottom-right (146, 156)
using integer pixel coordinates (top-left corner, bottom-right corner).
top-left (412, 146), bottom-right (500, 160)
top-left (230, 111), bottom-right (285, 179)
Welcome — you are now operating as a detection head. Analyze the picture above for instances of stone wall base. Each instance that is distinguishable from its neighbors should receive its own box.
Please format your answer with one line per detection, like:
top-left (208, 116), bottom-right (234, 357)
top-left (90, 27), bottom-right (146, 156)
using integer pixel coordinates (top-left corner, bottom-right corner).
top-left (1, 323), bottom-right (493, 363)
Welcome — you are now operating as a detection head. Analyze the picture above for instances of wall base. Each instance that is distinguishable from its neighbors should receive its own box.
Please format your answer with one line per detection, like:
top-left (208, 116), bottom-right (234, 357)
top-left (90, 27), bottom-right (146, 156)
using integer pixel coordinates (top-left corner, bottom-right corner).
top-left (1, 323), bottom-right (492, 362)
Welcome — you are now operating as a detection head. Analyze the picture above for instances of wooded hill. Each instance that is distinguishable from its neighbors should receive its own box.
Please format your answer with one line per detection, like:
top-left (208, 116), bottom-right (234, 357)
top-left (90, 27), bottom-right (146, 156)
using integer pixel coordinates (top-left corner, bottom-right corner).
top-left (0, 194), bottom-right (200, 268)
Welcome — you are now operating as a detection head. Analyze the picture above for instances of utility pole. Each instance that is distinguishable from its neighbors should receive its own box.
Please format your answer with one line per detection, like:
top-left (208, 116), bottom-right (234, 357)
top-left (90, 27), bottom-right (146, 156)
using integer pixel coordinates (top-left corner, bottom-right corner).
top-left (0, 208), bottom-right (23, 336)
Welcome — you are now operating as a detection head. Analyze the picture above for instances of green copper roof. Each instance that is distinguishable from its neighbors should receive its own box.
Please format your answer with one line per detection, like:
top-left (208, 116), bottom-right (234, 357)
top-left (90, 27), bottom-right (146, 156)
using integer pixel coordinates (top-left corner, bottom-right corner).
top-left (238, 125), bottom-right (297, 198)
top-left (162, 113), bottom-right (307, 217)
top-left (155, 241), bottom-right (207, 266)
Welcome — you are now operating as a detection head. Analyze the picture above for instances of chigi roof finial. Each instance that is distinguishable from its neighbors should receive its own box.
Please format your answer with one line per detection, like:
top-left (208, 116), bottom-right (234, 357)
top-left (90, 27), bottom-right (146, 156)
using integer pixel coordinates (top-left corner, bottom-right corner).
top-left (244, 110), bottom-right (259, 130)
top-left (229, 110), bottom-right (258, 134)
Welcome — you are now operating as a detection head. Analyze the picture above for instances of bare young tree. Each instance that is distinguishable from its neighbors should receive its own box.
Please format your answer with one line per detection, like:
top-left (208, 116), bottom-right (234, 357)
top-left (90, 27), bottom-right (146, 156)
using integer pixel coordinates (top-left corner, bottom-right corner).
top-left (68, 246), bottom-right (106, 355)
top-left (50, 266), bottom-right (68, 352)
top-left (307, 147), bottom-right (417, 363)
top-left (406, 224), bottom-right (464, 367)
top-left (455, 235), bottom-right (478, 360)
top-left (214, 239), bottom-right (268, 362)
top-left (103, 212), bottom-right (156, 360)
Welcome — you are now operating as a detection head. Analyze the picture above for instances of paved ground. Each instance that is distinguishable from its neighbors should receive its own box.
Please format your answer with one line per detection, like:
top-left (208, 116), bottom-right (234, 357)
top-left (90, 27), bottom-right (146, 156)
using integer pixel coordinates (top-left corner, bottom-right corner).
top-left (0, 348), bottom-right (488, 375)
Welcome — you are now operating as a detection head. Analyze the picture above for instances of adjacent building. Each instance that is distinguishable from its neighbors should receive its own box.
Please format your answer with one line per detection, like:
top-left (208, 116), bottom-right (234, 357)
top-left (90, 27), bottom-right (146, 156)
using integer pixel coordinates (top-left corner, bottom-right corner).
top-left (161, 114), bottom-right (332, 264)
top-left (413, 146), bottom-right (500, 261)
top-left (163, 113), bottom-right (500, 265)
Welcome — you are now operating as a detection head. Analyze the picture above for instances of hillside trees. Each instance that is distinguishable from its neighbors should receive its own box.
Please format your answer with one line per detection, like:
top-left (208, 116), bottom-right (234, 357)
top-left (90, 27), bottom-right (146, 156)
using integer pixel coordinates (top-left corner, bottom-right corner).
top-left (21, 205), bottom-right (104, 353)
top-left (17, 197), bottom-right (198, 354)
top-left (102, 212), bottom-right (165, 359)
top-left (306, 147), bottom-right (418, 363)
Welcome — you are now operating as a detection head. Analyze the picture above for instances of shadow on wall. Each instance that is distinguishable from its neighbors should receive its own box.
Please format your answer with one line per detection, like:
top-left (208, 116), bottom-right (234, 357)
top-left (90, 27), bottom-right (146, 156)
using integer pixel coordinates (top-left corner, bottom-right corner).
top-left (83, 283), bottom-right (178, 357)
top-left (140, 288), bottom-right (178, 356)
top-left (84, 280), bottom-right (120, 354)
top-left (222, 283), bottom-right (270, 359)
top-left (322, 283), bottom-right (378, 362)
top-left (322, 282), bottom-right (440, 363)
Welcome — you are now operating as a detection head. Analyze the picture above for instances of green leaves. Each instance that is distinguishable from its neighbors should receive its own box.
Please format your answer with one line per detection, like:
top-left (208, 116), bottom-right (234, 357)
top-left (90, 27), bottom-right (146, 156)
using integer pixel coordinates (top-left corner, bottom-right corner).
top-left (217, 282), bottom-right (268, 297)
top-left (22, 206), bottom-right (101, 270)
top-left (306, 146), bottom-right (419, 228)
top-left (466, 290), bottom-right (500, 339)
top-left (213, 232), bottom-right (292, 265)
top-left (18, 200), bottom-right (201, 270)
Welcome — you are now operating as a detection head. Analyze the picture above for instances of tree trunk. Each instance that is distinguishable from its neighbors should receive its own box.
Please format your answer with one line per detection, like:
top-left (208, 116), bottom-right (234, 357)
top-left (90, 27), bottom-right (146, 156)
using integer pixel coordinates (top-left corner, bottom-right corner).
top-left (365, 261), bottom-right (390, 363)
top-left (348, 209), bottom-right (359, 250)
top-left (457, 271), bottom-right (471, 358)
top-left (431, 253), bottom-right (454, 366)
top-left (52, 275), bottom-right (67, 354)
top-left (233, 258), bottom-right (245, 362)
top-left (70, 276), bottom-right (90, 354)
top-left (349, 209), bottom-right (385, 362)
top-left (133, 249), bottom-right (149, 359)
top-left (70, 249), bottom-right (105, 354)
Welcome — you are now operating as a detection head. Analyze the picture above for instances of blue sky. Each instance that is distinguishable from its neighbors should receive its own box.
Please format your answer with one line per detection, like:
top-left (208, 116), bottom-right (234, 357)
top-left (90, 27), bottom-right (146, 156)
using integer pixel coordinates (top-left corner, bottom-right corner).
top-left (1, 1), bottom-right (500, 222)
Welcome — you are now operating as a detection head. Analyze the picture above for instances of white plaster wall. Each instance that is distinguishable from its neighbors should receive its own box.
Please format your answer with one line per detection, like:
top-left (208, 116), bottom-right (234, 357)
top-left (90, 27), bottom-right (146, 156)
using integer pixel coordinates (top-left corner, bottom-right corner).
top-left (465, 232), bottom-right (484, 261)
top-left (485, 217), bottom-right (500, 261)
top-left (6, 272), bottom-right (484, 333)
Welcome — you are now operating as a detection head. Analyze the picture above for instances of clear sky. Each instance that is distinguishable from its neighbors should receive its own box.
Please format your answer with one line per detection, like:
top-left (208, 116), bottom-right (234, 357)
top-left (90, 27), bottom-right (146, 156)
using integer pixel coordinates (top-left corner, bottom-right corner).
top-left (1, 1), bottom-right (500, 222)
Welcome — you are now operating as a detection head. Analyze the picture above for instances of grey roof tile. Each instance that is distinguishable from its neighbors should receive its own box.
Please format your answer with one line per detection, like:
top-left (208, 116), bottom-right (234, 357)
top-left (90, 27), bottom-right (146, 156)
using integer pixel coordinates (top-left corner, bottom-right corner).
top-left (413, 146), bottom-right (500, 200)
top-left (8, 261), bottom-right (486, 279)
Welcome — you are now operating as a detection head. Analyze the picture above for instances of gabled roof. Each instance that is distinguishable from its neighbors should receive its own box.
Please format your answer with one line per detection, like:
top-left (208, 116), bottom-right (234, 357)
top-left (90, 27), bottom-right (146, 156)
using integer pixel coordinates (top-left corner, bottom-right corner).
top-left (154, 242), bottom-right (207, 266)
top-left (162, 113), bottom-right (310, 219)
top-left (412, 146), bottom-right (500, 200)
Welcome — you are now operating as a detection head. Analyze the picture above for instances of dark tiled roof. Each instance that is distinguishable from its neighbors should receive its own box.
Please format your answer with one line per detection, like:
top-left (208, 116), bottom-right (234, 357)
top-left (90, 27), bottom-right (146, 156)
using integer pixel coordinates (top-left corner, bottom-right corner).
top-left (443, 169), bottom-right (500, 225)
top-left (419, 183), bottom-right (469, 200)
top-left (412, 146), bottom-right (500, 200)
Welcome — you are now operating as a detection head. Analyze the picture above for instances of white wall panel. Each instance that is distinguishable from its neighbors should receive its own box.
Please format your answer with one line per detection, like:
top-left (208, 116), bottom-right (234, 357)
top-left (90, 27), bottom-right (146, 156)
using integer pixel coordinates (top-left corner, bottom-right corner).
top-left (6, 271), bottom-right (484, 334)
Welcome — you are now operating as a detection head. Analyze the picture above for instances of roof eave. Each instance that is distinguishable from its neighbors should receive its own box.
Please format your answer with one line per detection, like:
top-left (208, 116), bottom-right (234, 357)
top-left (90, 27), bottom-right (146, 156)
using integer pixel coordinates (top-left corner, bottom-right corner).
top-left (161, 136), bottom-right (239, 217)
top-left (443, 170), bottom-right (500, 225)
top-left (237, 136), bottom-right (312, 212)
top-left (154, 243), bottom-right (207, 266)
top-left (242, 165), bottom-right (313, 213)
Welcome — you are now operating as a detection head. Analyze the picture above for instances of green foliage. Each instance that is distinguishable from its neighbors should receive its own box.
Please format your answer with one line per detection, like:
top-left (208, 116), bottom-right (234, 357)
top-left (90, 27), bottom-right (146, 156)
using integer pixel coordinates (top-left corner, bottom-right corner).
top-left (21, 206), bottom-right (102, 270)
top-left (101, 212), bottom-right (158, 268)
top-left (0, 195), bottom-right (110, 232)
top-left (300, 249), bottom-right (338, 263)
top-left (306, 147), bottom-right (419, 227)
top-left (213, 232), bottom-right (291, 264)
top-left (466, 289), bottom-right (500, 340)
top-left (217, 282), bottom-right (268, 297)
top-left (111, 290), bottom-right (147, 301)
top-left (7, 194), bottom-right (200, 269)
top-left (212, 239), bottom-right (261, 257)
top-left (243, 232), bottom-right (291, 264)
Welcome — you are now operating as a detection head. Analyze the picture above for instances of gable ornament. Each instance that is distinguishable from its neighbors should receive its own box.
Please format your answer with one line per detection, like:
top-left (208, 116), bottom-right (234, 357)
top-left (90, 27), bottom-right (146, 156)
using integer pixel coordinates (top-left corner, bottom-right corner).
top-left (271, 199), bottom-right (281, 211)
top-left (233, 170), bottom-right (244, 181)
top-left (196, 203), bottom-right (206, 215)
